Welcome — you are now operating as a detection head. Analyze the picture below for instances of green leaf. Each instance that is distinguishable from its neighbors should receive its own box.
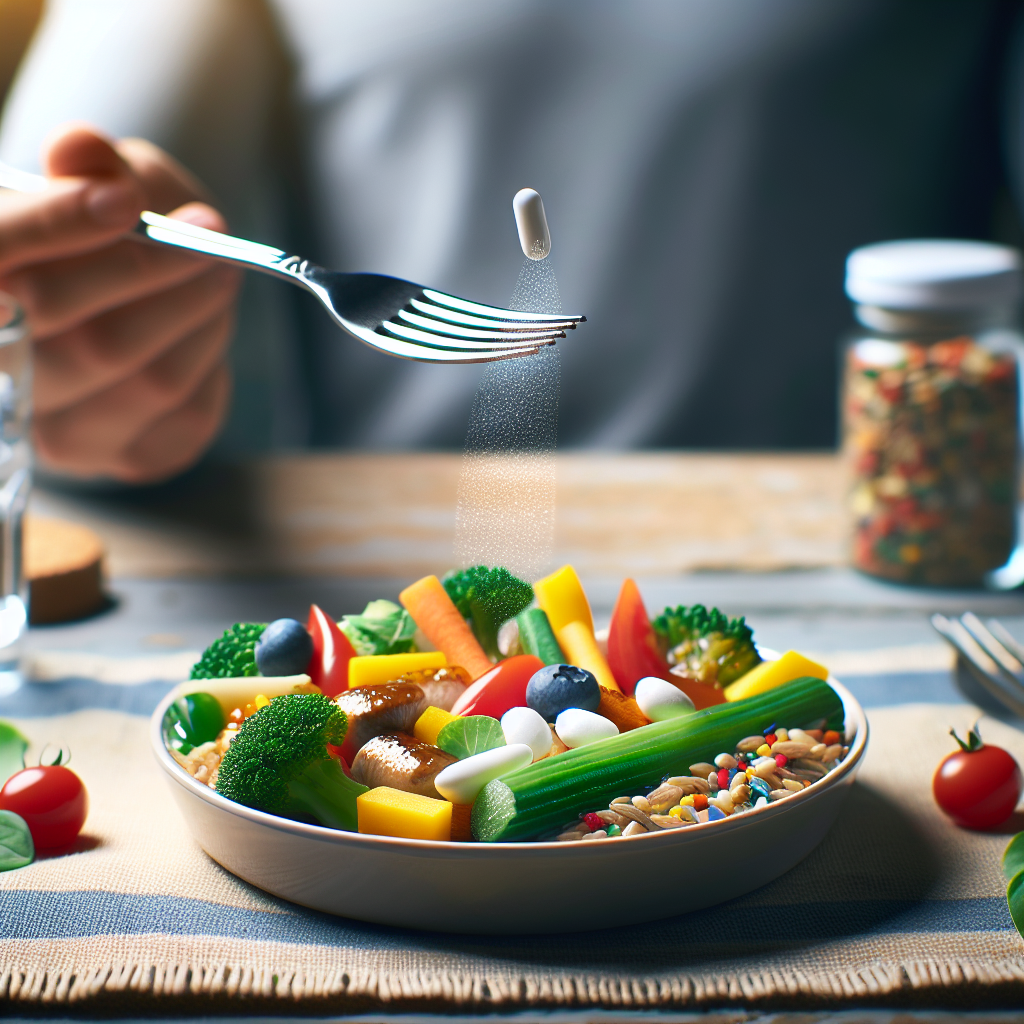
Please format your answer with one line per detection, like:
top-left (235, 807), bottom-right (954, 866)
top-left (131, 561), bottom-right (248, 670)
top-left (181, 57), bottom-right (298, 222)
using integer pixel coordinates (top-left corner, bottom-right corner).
top-left (1003, 832), bottom-right (1024, 883)
top-left (1009, 870), bottom-right (1024, 938)
top-left (436, 716), bottom-right (506, 760)
top-left (0, 720), bottom-right (27, 787)
top-left (0, 810), bottom-right (33, 870)
top-left (339, 600), bottom-right (417, 656)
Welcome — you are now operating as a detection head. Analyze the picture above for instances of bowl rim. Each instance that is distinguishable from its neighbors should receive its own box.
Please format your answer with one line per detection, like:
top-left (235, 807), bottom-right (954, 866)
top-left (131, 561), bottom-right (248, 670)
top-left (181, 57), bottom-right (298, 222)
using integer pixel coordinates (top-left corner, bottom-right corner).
top-left (151, 670), bottom-right (868, 856)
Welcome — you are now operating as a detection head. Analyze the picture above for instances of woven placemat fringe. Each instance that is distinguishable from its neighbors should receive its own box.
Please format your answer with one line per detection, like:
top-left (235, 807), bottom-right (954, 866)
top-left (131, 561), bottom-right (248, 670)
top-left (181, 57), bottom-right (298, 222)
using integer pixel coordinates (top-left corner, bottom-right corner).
top-left (3, 956), bottom-right (1024, 1010)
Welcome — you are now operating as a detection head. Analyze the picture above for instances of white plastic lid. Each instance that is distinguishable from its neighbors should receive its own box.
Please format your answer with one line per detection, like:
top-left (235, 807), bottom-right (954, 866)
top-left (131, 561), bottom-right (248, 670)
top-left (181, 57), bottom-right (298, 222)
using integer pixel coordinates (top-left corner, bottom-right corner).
top-left (845, 239), bottom-right (1023, 311)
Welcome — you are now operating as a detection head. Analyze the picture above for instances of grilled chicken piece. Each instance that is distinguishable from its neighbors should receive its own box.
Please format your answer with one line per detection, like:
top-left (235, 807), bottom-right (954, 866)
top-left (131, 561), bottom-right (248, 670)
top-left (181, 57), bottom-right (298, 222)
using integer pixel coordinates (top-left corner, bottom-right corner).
top-left (350, 733), bottom-right (456, 798)
top-left (334, 683), bottom-right (427, 762)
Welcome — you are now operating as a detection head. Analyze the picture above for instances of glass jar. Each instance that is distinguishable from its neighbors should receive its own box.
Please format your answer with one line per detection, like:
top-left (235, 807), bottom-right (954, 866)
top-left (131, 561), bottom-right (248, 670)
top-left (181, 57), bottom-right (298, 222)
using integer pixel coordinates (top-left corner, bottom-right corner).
top-left (842, 240), bottom-right (1023, 587)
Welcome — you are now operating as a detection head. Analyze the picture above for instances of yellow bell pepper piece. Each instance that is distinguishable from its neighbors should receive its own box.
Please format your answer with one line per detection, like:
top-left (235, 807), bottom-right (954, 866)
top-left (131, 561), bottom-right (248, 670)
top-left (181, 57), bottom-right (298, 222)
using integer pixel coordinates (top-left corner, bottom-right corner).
top-left (254, 693), bottom-right (270, 709)
top-left (356, 786), bottom-right (452, 840)
top-left (556, 620), bottom-right (620, 693)
top-left (413, 706), bottom-right (457, 746)
top-left (533, 565), bottom-right (594, 634)
top-left (723, 650), bottom-right (828, 702)
top-left (348, 651), bottom-right (446, 689)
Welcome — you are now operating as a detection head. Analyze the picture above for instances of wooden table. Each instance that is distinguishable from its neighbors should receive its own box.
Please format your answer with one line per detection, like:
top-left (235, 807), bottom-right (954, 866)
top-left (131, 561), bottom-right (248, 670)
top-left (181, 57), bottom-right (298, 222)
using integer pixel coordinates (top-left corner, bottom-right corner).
top-left (31, 452), bottom-right (847, 580)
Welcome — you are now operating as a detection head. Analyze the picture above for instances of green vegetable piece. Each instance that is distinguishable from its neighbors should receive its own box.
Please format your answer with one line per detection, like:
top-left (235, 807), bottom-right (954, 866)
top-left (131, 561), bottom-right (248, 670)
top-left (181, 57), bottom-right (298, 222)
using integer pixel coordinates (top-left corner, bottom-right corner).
top-left (516, 608), bottom-right (565, 666)
top-left (443, 566), bottom-right (534, 660)
top-left (652, 603), bottom-right (761, 687)
top-left (163, 692), bottom-right (226, 755)
top-left (0, 810), bottom-right (33, 871)
top-left (436, 716), bottom-right (506, 760)
top-left (190, 622), bottom-right (267, 679)
top-left (0, 720), bottom-right (28, 787)
top-left (1003, 832), bottom-right (1024, 884)
top-left (472, 676), bottom-right (843, 842)
top-left (339, 599), bottom-right (417, 656)
top-left (216, 693), bottom-right (366, 831)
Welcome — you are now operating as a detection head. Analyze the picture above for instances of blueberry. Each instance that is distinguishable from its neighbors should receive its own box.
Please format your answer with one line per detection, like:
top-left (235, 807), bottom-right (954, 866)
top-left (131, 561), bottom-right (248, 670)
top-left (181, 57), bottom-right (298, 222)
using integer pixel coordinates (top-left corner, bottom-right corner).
top-left (255, 618), bottom-right (314, 677)
top-left (525, 664), bottom-right (600, 722)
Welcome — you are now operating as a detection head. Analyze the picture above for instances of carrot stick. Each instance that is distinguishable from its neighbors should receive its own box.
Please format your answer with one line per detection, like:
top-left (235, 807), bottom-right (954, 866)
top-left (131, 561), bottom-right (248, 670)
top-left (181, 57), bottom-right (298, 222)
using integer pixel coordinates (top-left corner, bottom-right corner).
top-left (399, 575), bottom-right (492, 680)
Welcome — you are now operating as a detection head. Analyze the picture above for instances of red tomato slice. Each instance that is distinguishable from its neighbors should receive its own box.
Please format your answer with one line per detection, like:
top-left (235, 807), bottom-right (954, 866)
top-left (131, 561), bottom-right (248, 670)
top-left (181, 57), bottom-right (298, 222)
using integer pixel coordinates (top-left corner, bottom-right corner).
top-left (606, 578), bottom-right (672, 696)
top-left (306, 604), bottom-right (357, 698)
top-left (450, 655), bottom-right (544, 719)
top-left (0, 765), bottom-right (88, 849)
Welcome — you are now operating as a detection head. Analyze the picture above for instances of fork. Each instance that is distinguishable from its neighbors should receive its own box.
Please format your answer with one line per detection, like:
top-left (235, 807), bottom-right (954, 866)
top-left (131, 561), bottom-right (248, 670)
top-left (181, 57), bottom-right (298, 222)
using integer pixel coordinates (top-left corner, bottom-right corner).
top-left (0, 161), bottom-right (584, 364)
top-left (931, 612), bottom-right (1024, 718)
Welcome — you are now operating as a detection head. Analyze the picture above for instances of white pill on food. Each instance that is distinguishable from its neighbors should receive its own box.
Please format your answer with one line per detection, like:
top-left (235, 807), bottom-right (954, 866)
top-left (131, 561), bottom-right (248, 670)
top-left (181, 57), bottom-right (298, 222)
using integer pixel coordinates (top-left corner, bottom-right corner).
top-left (634, 677), bottom-right (696, 721)
top-left (500, 706), bottom-right (552, 760)
top-left (433, 743), bottom-right (533, 804)
top-left (554, 708), bottom-right (618, 748)
top-left (513, 188), bottom-right (551, 261)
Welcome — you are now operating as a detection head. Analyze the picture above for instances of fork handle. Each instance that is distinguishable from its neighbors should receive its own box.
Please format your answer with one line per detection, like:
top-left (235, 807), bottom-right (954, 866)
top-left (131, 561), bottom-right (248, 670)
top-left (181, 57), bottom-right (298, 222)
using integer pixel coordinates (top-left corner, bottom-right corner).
top-left (0, 162), bottom-right (311, 286)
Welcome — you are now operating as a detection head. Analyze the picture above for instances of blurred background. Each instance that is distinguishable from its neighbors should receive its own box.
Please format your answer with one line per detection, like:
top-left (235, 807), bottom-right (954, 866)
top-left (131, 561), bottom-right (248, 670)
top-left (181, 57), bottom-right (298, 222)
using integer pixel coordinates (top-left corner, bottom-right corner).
top-left (1, 0), bottom-right (1023, 462)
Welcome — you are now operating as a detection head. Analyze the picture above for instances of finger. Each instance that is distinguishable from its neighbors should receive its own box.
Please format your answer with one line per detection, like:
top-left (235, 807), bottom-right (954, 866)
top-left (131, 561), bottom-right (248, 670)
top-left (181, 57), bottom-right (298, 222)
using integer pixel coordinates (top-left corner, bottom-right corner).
top-left (34, 307), bottom-right (233, 462)
top-left (5, 201), bottom-right (234, 338)
top-left (116, 137), bottom-right (213, 213)
top-left (116, 363), bottom-right (232, 484)
top-left (33, 263), bottom-right (240, 413)
top-left (0, 125), bottom-right (143, 276)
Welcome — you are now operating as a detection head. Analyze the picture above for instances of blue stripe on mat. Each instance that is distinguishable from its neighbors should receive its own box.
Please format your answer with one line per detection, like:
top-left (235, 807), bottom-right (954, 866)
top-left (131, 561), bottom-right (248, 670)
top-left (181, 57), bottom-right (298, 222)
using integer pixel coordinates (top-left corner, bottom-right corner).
top-left (0, 891), bottom-right (1011, 949)
top-left (0, 670), bottom-right (964, 720)
top-left (0, 677), bottom-right (174, 717)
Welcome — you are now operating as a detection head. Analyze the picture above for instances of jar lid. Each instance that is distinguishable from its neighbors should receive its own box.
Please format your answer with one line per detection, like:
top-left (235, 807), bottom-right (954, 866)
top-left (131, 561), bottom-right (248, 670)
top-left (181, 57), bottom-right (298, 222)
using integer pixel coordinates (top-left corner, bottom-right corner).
top-left (845, 239), bottom-right (1023, 311)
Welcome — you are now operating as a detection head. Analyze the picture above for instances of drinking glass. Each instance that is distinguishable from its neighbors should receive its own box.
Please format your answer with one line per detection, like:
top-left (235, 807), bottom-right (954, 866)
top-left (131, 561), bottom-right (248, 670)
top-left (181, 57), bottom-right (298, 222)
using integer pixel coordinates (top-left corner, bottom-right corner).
top-left (0, 295), bottom-right (30, 686)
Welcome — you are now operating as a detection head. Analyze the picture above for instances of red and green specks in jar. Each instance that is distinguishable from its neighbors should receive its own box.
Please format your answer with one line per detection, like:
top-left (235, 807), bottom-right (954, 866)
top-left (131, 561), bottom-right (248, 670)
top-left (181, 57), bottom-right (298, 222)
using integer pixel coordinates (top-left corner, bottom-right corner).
top-left (844, 335), bottom-right (1019, 586)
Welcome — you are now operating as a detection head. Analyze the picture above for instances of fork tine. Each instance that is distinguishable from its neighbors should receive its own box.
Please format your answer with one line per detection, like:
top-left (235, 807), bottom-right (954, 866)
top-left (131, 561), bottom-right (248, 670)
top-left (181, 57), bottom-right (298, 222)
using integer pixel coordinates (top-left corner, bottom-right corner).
top-left (422, 288), bottom-right (585, 323)
top-left (380, 319), bottom-right (557, 353)
top-left (343, 324), bottom-right (542, 363)
top-left (985, 618), bottom-right (1024, 665)
top-left (961, 613), bottom-right (1024, 678)
top-left (932, 613), bottom-right (1024, 717)
top-left (409, 298), bottom-right (579, 332)
top-left (395, 310), bottom-right (564, 343)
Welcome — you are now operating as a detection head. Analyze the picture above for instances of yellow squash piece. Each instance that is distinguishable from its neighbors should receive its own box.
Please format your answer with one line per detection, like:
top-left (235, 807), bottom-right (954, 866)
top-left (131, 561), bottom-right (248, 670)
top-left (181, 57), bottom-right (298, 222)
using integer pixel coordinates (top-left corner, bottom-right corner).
top-left (533, 565), bottom-right (594, 634)
top-left (413, 705), bottom-right (457, 746)
top-left (556, 620), bottom-right (620, 693)
top-left (723, 650), bottom-right (829, 702)
top-left (349, 651), bottom-right (446, 689)
top-left (176, 675), bottom-right (317, 716)
top-left (357, 786), bottom-right (453, 840)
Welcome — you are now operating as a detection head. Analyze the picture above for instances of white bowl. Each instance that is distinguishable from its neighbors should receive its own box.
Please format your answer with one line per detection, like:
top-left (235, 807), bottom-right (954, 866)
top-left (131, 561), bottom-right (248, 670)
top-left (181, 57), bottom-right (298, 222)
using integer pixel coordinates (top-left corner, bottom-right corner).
top-left (151, 678), bottom-right (867, 934)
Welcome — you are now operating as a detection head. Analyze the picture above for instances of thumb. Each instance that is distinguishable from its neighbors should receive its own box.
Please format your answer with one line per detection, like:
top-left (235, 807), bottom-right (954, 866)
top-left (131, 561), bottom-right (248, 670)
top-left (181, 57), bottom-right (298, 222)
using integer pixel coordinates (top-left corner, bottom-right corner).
top-left (43, 122), bottom-right (128, 180)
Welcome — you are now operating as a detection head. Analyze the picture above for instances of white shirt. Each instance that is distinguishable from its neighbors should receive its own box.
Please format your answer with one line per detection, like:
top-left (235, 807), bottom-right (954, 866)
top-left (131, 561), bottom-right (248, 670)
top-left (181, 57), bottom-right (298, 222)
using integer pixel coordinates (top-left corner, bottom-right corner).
top-left (1, 0), bottom-right (1012, 451)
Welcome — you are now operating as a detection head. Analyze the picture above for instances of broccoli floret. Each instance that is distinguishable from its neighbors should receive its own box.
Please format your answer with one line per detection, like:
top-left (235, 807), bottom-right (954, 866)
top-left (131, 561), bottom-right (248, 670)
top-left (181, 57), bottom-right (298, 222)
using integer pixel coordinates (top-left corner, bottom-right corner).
top-left (443, 565), bottom-right (534, 659)
top-left (215, 693), bottom-right (366, 830)
top-left (651, 604), bottom-right (761, 688)
top-left (190, 623), bottom-right (266, 679)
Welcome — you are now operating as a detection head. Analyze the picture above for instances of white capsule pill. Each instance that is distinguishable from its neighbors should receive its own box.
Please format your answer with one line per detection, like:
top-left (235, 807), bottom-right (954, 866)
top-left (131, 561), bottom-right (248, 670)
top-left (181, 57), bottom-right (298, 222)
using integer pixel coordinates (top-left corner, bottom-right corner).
top-left (513, 188), bottom-right (551, 261)
top-left (433, 743), bottom-right (533, 804)
top-left (634, 677), bottom-right (696, 722)
top-left (554, 708), bottom-right (618, 748)
top-left (500, 706), bottom-right (552, 760)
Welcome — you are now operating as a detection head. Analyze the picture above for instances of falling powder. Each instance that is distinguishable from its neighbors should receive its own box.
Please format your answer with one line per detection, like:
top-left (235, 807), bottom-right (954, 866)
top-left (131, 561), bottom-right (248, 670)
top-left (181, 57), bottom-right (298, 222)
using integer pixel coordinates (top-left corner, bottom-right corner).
top-left (453, 257), bottom-right (562, 581)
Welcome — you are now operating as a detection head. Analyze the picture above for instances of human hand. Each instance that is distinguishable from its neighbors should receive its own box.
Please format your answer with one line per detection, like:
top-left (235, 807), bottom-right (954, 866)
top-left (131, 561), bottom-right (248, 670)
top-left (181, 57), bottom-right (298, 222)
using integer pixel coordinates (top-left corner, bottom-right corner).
top-left (0, 123), bottom-right (242, 483)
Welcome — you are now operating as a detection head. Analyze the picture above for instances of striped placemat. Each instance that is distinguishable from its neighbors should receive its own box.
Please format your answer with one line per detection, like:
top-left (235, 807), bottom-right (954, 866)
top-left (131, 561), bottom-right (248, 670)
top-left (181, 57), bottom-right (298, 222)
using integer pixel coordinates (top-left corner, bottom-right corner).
top-left (1, 644), bottom-right (1024, 1014)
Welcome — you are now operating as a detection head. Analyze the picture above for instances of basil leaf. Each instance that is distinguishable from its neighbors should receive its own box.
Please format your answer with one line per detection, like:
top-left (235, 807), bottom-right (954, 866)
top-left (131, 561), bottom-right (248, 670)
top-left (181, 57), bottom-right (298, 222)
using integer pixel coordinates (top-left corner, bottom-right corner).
top-left (1003, 832), bottom-right (1024, 883)
top-left (0, 810), bottom-right (33, 870)
top-left (0, 720), bottom-right (27, 787)
top-left (436, 716), bottom-right (505, 760)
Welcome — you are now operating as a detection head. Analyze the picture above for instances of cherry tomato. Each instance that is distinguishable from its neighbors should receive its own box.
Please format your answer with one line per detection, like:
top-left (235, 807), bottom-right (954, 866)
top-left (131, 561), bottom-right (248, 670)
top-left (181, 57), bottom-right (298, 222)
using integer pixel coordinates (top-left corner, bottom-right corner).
top-left (933, 725), bottom-right (1022, 830)
top-left (306, 604), bottom-right (357, 698)
top-left (450, 655), bottom-right (544, 718)
top-left (0, 765), bottom-right (88, 849)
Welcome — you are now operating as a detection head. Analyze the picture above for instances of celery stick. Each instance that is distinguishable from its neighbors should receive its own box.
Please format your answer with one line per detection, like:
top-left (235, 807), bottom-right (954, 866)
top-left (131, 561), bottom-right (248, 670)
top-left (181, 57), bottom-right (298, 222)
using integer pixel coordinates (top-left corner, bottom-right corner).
top-left (472, 676), bottom-right (843, 842)
top-left (516, 608), bottom-right (565, 665)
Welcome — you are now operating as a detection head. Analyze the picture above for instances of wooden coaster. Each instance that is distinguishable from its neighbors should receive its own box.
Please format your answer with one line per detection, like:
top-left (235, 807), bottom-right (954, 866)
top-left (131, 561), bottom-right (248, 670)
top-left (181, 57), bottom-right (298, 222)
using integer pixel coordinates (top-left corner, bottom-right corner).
top-left (24, 516), bottom-right (106, 625)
